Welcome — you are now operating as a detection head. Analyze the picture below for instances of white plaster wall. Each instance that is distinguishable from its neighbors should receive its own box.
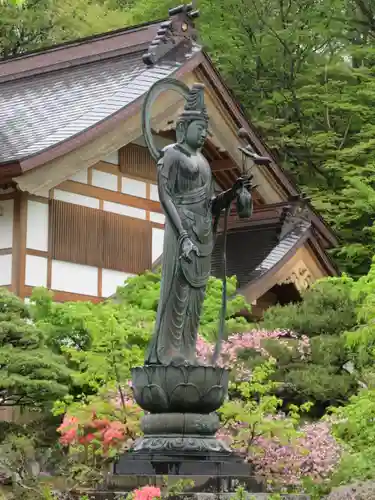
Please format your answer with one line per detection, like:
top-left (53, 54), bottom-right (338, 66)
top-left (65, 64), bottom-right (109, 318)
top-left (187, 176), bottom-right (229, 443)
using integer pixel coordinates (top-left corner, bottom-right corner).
top-left (103, 151), bottom-right (119, 165)
top-left (0, 199), bottom-right (14, 249)
top-left (103, 201), bottom-right (146, 220)
top-left (69, 169), bottom-right (88, 184)
top-left (51, 260), bottom-right (98, 296)
top-left (101, 269), bottom-right (135, 297)
top-left (0, 254), bottom-right (12, 285)
top-left (25, 255), bottom-right (48, 287)
top-left (121, 177), bottom-right (146, 198)
top-left (152, 228), bottom-right (164, 263)
top-left (92, 169), bottom-right (118, 192)
top-left (150, 212), bottom-right (165, 225)
top-left (26, 201), bottom-right (49, 251)
top-left (54, 190), bottom-right (99, 209)
top-left (150, 184), bottom-right (159, 202)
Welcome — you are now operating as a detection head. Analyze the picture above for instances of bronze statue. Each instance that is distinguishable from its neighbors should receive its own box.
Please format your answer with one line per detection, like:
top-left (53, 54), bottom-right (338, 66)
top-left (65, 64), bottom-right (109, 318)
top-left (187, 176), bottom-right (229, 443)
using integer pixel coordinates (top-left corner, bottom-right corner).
top-left (142, 80), bottom-right (252, 366)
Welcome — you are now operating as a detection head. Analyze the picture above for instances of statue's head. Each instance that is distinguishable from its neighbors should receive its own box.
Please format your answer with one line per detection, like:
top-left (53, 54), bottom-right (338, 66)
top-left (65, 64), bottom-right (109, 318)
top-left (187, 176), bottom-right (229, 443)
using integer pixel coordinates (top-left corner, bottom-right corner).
top-left (176, 83), bottom-right (208, 150)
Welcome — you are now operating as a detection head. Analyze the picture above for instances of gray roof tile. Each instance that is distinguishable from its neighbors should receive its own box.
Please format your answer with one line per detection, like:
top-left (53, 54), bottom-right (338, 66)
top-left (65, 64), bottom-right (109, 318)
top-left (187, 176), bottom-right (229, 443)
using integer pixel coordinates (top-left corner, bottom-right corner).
top-left (211, 220), bottom-right (311, 288)
top-left (247, 221), bottom-right (311, 282)
top-left (0, 48), bottom-right (194, 163)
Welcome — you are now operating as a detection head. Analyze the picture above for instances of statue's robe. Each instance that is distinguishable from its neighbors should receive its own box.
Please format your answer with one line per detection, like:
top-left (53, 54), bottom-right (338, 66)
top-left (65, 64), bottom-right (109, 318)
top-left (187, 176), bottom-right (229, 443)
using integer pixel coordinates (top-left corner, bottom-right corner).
top-left (146, 144), bottom-right (216, 365)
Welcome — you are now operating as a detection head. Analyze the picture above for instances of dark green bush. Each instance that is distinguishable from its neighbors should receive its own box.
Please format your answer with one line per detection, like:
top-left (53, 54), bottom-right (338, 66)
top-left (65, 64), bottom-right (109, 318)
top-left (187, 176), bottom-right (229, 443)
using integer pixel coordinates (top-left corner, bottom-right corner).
top-left (282, 365), bottom-right (357, 407)
top-left (310, 335), bottom-right (348, 366)
top-left (233, 333), bottom-right (356, 411)
top-left (261, 277), bottom-right (358, 337)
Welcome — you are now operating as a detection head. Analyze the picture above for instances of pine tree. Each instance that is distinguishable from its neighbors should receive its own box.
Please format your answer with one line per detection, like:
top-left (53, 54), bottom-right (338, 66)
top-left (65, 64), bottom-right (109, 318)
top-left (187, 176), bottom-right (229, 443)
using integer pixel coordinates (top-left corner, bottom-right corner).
top-left (0, 288), bottom-right (71, 407)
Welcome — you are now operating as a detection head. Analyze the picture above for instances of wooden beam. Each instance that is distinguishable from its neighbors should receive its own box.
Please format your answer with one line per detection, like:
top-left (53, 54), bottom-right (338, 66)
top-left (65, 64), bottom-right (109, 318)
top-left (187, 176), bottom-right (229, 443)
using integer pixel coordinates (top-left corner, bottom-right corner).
top-left (24, 286), bottom-right (104, 303)
top-left (57, 180), bottom-right (163, 214)
top-left (26, 248), bottom-right (48, 258)
top-left (0, 193), bottom-right (16, 201)
top-left (28, 194), bottom-right (49, 204)
top-left (210, 159), bottom-right (236, 172)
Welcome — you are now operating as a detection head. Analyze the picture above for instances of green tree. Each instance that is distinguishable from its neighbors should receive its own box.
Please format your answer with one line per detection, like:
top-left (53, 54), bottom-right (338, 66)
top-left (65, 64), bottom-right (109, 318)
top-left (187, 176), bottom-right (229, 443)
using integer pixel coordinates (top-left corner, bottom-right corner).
top-left (330, 388), bottom-right (375, 484)
top-left (123, 0), bottom-right (375, 277)
top-left (0, 288), bottom-right (71, 408)
top-left (345, 256), bottom-right (375, 371)
top-left (261, 276), bottom-right (358, 337)
top-left (30, 272), bottom-right (250, 393)
top-left (116, 270), bottom-right (250, 342)
top-left (0, 0), bottom-right (131, 57)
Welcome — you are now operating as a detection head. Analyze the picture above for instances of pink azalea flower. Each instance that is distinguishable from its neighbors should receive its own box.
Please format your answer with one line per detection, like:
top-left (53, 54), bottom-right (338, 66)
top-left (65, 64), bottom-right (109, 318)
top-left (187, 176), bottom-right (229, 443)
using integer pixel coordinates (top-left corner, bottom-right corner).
top-left (133, 486), bottom-right (161, 500)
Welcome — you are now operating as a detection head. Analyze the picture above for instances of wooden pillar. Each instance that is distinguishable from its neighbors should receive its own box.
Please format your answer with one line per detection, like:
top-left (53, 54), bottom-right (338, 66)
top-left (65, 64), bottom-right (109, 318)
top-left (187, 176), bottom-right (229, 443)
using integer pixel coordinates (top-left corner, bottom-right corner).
top-left (11, 191), bottom-right (28, 298)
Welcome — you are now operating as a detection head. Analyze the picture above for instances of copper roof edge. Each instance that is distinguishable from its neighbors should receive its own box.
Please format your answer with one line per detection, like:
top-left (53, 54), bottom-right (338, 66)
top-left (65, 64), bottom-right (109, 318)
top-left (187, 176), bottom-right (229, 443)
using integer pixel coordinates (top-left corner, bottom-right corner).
top-left (0, 23), bottom-right (160, 83)
top-left (0, 18), bottom-right (164, 63)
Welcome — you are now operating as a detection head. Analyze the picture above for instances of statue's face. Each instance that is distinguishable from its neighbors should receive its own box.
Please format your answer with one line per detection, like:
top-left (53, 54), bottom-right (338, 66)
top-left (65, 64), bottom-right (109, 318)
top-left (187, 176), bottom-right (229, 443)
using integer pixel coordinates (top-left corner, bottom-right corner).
top-left (185, 119), bottom-right (207, 149)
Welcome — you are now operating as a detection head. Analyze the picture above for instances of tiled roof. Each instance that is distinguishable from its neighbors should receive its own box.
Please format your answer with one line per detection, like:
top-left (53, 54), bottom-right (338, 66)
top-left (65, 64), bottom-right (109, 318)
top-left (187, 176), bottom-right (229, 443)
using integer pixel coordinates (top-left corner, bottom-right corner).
top-left (246, 220), bottom-right (310, 282)
top-left (211, 224), bottom-right (281, 287)
top-left (0, 46), bottom-right (198, 163)
top-left (211, 219), bottom-right (311, 288)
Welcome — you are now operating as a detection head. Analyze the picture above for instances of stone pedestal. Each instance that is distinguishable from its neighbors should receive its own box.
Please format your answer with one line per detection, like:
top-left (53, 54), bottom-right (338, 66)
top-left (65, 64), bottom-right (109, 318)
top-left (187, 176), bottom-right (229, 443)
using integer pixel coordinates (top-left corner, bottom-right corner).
top-left (112, 363), bottom-right (262, 493)
top-left (130, 364), bottom-right (232, 457)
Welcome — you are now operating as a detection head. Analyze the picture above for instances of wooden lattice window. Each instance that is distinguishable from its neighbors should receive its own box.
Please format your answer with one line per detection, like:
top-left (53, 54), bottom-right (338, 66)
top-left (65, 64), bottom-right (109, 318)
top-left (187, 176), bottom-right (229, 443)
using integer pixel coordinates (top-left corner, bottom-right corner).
top-left (50, 200), bottom-right (152, 273)
top-left (119, 144), bottom-right (157, 182)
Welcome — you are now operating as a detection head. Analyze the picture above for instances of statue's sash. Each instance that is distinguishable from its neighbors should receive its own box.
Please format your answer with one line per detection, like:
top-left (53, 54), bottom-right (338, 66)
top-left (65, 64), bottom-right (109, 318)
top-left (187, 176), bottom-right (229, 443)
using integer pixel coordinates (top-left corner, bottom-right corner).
top-left (175, 184), bottom-right (213, 288)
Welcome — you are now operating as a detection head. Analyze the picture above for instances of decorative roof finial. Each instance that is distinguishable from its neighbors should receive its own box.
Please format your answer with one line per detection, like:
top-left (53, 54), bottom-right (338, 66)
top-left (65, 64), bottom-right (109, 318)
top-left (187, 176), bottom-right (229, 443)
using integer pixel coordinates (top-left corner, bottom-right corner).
top-left (143, 3), bottom-right (200, 66)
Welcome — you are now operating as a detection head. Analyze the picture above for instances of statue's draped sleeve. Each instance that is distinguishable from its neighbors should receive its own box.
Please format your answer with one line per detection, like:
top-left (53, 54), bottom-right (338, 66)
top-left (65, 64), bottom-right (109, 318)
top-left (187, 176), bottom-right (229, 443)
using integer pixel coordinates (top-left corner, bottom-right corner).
top-left (157, 148), bottom-right (185, 240)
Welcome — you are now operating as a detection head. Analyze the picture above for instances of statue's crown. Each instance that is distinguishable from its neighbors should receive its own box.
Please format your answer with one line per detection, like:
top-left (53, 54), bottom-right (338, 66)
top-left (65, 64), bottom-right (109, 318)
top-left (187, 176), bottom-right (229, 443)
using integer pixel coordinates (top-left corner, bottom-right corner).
top-left (179, 83), bottom-right (208, 122)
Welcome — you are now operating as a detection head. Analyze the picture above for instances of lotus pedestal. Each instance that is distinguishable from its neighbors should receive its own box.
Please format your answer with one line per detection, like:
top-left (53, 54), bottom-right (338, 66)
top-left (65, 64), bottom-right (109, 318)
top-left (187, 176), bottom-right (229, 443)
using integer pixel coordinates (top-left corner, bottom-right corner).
top-left (114, 364), bottom-right (259, 487)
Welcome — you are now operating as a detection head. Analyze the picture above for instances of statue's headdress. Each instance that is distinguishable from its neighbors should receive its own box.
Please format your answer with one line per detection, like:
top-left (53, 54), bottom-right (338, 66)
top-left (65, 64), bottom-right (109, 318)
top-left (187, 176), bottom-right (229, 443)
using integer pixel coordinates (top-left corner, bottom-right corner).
top-left (178, 83), bottom-right (209, 123)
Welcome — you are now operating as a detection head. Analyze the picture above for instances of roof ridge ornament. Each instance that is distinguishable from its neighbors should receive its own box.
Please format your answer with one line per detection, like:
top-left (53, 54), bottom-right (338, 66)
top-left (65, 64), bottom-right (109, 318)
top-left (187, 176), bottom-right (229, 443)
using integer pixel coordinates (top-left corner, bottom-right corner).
top-left (143, 3), bottom-right (199, 66)
top-left (278, 193), bottom-right (311, 241)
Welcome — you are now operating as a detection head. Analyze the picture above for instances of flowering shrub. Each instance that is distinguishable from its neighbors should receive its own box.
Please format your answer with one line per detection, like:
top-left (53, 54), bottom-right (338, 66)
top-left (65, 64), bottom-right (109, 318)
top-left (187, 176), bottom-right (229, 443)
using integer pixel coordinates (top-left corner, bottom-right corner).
top-left (196, 329), bottom-right (310, 364)
top-left (131, 486), bottom-right (161, 500)
top-left (217, 361), bottom-right (341, 491)
top-left (58, 413), bottom-right (129, 455)
top-left (56, 384), bottom-right (142, 470)
top-left (253, 421), bottom-right (341, 487)
top-left (196, 329), bottom-right (311, 382)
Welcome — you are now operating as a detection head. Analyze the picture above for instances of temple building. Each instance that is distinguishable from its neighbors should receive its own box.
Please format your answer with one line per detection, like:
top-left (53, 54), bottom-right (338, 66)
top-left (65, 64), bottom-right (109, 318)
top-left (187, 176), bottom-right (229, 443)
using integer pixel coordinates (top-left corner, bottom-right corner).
top-left (0, 5), bottom-right (337, 315)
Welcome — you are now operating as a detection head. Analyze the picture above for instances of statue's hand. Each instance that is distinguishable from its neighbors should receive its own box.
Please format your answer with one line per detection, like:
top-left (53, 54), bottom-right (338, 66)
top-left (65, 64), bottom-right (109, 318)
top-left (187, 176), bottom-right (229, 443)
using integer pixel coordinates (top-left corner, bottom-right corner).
top-left (232, 175), bottom-right (253, 195)
top-left (180, 237), bottom-right (200, 262)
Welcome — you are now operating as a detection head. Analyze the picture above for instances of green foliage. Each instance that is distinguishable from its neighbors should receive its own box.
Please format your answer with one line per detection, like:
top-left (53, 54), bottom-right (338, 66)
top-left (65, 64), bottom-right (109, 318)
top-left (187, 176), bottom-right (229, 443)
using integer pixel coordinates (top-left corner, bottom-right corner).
top-left (30, 287), bottom-right (152, 393)
top-left (330, 389), bottom-right (375, 485)
top-left (124, 0), bottom-right (375, 277)
top-left (262, 277), bottom-right (358, 337)
top-left (0, 0), bottom-right (132, 58)
top-left (345, 257), bottom-right (375, 369)
top-left (219, 360), bottom-right (304, 456)
top-left (116, 271), bottom-right (250, 342)
top-left (284, 336), bottom-right (356, 409)
top-left (282, 366), bottom-right (356, 409)
top-left (0, 432), bottom-right (57, 500)
top-left (30, 272), bottom-right (250, 393)
top-left (200, 276), bottom-right (250, 341)
top-left (248, 335), bottom-right (357, 411)
top-left (0, 288), bottom-right (72, 408)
